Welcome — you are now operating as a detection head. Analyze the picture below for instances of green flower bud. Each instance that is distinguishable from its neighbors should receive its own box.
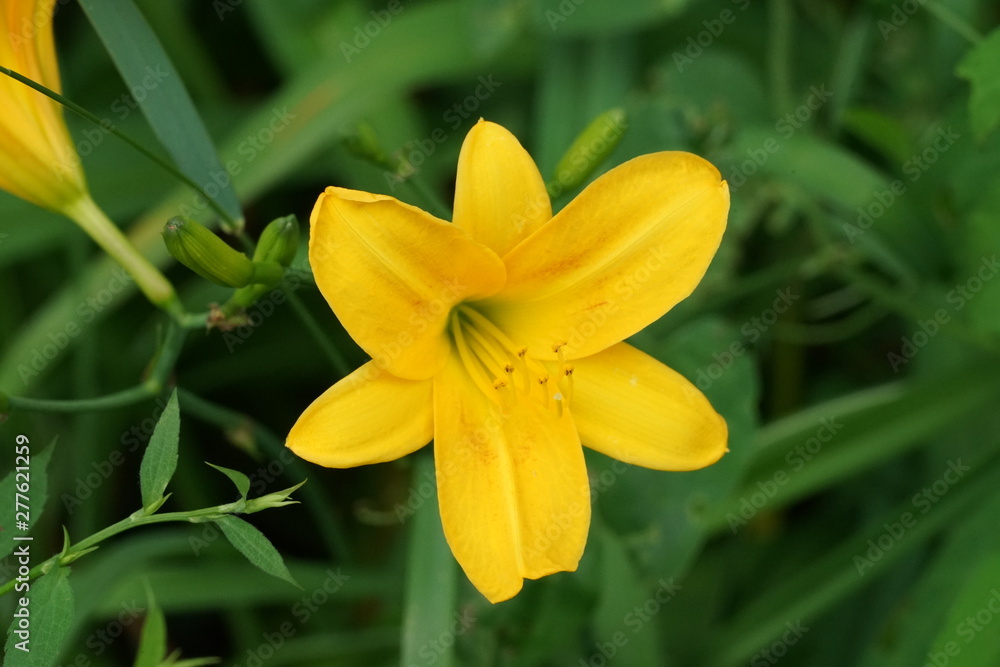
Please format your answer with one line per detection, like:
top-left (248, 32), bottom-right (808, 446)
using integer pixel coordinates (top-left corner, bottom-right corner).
top-left (162, 217), bottom-right (255, 288)
top-left (253, 215), bottom-right (300, 267)
top-left (244, 480), bottom-right (306, 514)
top-left (549, 108), bottom-right (629, 195)
top-left (217, 215), bottom-right (301, 316)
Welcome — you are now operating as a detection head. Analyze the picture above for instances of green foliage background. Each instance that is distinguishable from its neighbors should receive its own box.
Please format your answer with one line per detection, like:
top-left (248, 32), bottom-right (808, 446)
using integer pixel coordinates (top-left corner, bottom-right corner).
top-left (3, 0), bottom-right (1000, 665)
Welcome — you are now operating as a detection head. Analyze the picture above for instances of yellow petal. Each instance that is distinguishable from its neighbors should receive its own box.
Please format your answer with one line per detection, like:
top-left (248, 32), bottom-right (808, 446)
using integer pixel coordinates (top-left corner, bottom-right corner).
top-left (480, 152), bottom-right (729, 360)
top-left (0, 0), bottom-right (89, 212)
top-left (452, 120), bottom-right (552, 256)
top-left (571, 343), bottom-right (727, 470)
top-left (434, 353), bottom-right (590, 603)
top-left (287, 361), bottom-right (433, 467)
top-left (309, 186), bottom-right (507, 380)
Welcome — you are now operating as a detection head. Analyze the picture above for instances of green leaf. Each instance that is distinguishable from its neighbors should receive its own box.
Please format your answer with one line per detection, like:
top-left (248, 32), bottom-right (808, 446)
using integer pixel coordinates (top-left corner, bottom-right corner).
top-left (133, 588), bottom-right (167, 667)
top-left (3, 567), bottom-right (74, 667)
top-left (139, 389), bottom-right (181, 509)
top-left (715, 457), bottom-right (1000, 665)
top-left (957, 28), bottom-right (1000, 140)
top-left (532, 0), bottom-right (688, 37)
top-left (723, 365), bottom-right (1000, 522)
top-left (205, 463), bottom-right (251, 500)
top-left (0, 439), bottom-right (56, 561)
top-left (401, 454), bottom-right (457, 667)
top-left (165, 657), bottom-right (221, 667)
top-left (591, 524), bottom-right (664, 665)
top-left (866, 490), bottom-right (1000, 666)
top-left (77, 0), bottom-right (243, 227)
top-left (214, 515), bottom-right (299, 588)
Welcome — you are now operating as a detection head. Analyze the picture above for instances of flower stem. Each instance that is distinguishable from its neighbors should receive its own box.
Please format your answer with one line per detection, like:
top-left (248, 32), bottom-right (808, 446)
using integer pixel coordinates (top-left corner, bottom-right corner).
top-left (0, 503), bottom-right (239, 598)
top-left (5, 319), bottom-right (188, 414)
top-left (0, 65), bottom-right (239, 230)
top-left (925, 1), bottom-right (983, 44)
top-left (64, 195), bottom-right (181, 317)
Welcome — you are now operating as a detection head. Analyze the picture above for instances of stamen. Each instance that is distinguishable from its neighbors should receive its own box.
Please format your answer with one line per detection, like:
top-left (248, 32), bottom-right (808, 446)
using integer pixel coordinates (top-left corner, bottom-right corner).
top-left (553, 342), bottom-right (567, 366)
top-left (461, 306), bottom-right (522, 353)
top-left (504, 363), bottom-right (518, 394)
top-left (561, 365), bottom-right (575, 407)
top-left (516, 348), bottom-right (531, 392)
top-left (494, 378), bottom-right (515, 411)
top-left (465, 325), bottom-right (509, 376)
top-left (538, 375), bottom-right (550, 407)
top-left (450, 313), bottom-right (499, 400)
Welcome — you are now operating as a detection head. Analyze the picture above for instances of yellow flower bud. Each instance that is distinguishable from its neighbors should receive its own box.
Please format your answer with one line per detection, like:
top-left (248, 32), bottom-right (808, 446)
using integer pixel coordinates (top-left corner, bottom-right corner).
top-left (0, 0), bottom-right (89, 212)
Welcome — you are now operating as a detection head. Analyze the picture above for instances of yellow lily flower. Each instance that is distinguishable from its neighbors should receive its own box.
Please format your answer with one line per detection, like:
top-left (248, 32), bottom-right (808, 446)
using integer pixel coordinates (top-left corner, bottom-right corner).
top-left (288, 119), bottom-right (730, 603)
top-left (0, 0), bottom-right (177, 311)
top-left (0, 0), bottom-right (86, 211)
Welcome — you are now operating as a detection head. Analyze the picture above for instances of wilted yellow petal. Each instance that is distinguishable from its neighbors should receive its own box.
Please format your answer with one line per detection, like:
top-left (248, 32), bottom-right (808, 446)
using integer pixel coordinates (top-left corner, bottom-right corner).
top-left (480, 152), bottom-right (729, 361)
top-left (571, 343), bottom-right (727, 470)
top-left (309, 186), bottom-right (507, 380)
top-left (434, 353), bottom-right (590, 603)
top-left (452, 119), bottom-right (552, 256)
top-left (287, 361), bottom-right (432, 467)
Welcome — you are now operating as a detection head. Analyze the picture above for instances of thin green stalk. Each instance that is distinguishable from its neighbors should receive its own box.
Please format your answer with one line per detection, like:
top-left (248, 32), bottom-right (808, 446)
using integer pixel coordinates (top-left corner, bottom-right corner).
top-left (176, 389), bottom-right (353, 563)
top-left (838, 265), bottom-right (1000, 353)
top-left (8, 384), bottom-right (155, 413)
top-left (925, 1), bottom-right (983, 44)
top-left (0, 65), bottom-right (238, 229)
top-left (402, 174), bottom-right (453, 221)
top-left (401, 452), bottom-right (457, 667)
top-left (0, 502), bottom-right (244, 598)
top-left (65, 194), bottom-right (181, 316)
top-left (286, 290), bottom-right (352, 376)
top-left (768, 0), bottom-right (794, 115)
top-left (6, 320), bottom-right (188, 413)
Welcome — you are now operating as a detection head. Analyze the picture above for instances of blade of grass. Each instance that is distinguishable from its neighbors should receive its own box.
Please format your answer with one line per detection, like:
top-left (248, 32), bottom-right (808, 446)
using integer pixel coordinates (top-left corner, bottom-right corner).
top-left (400, 453), bottom-right (457, 667)
top-left (77, 0), bottom-right (243, 229)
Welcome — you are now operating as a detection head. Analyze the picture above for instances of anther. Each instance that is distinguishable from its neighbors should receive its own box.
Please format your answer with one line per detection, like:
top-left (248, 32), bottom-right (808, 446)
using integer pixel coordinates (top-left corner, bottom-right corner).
top-left (494, 378), bottom-right (515, 410)
top-left (504, 363), bottom-right (518, 395)
top-left (515, 348), bottom-right (531, 392)
top-left (553, 342), bottom-right (568, 367)
top-left (538, 375), bottom-right (550, 407)
top-left (561, 365), bottom-right (575, 406)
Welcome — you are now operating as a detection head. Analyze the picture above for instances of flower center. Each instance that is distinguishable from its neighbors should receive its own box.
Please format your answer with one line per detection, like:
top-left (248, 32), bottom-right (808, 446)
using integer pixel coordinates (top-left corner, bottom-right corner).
top-left (449, 305), bottom-right (574, 417)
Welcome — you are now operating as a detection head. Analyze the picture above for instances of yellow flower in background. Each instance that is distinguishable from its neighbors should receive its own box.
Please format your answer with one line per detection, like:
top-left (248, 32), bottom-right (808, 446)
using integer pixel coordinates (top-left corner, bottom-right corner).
top-left (0, 0), bottom-right (177, 311)
top-left (0, 0), bottom-right (87, 211)
top-left (288, 119), bottom-right (730, 603)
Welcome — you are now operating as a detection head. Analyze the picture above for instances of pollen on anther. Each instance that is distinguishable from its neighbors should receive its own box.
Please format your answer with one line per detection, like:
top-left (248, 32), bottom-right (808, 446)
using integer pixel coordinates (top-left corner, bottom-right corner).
top-left (553, 342), bottom-right (568, 366)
